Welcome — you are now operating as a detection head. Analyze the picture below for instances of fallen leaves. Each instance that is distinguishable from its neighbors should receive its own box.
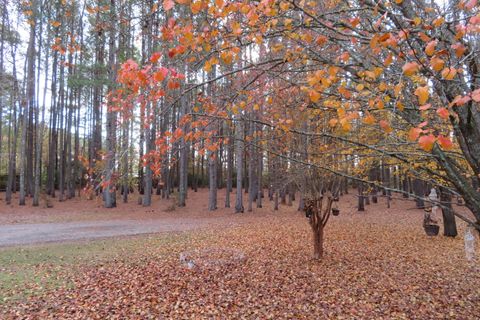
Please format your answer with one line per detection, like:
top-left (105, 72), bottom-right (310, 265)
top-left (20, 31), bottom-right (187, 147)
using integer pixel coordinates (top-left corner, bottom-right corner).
top-left (1, 196), bottom-right (479, 319)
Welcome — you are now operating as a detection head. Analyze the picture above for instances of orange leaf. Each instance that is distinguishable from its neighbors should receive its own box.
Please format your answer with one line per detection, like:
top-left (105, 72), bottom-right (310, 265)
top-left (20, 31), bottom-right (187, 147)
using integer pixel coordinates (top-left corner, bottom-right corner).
top-left (402, 62), bottom-right (420, 76)
top-left (379, 120), bottom-right (392, 133)
top-left (414, 86), bottom-right (429, 105)
top-left (418, 134), bottom-right (436, 151)
top-left (190, 1), bottom-right (201, 14)
top-left (153, 69), bottom-right (167, 82)
top-left (441, 67), bottom-right (457, 80)
top-left (425, 40), bottom-right (437, 56)
top-left (408, 127), bottom-right (422, 141)
top-left (363, 113), bottom-right (376, 125)
top-left (432, 17), bottom-right (445, 27)
top-left (384, 53), bottom-right (393, 66)
top-left (328, 118), bottom-right (338, 127)
top-left (430, 56), bottom-right (445, 72)
top-left (309, 90), bottom-right (321, 103)
top-left (451, 43), bottom-right (466, 58)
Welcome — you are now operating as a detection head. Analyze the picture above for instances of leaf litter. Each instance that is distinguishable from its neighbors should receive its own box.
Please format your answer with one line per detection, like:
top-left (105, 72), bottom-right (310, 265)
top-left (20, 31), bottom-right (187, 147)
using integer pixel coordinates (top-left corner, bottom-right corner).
top-left (1, 195), bottom-right (479, 319)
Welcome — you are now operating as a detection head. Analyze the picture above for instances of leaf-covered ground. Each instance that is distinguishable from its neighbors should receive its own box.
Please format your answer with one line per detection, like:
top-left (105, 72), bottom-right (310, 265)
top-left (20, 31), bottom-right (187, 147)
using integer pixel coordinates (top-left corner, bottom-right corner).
top-left (1, 194), bottom-right (479, 319)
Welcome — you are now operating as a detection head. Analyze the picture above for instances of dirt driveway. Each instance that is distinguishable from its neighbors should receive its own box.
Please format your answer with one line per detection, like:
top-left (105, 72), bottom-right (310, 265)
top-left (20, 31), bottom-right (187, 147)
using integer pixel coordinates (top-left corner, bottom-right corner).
top-left (0, 216), bottom-right (239, 247)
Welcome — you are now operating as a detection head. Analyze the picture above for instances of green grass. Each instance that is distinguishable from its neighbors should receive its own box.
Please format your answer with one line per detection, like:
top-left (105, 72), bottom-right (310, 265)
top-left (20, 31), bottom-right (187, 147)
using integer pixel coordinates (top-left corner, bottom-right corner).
top-left (0, 231), bottom-right (195, 303)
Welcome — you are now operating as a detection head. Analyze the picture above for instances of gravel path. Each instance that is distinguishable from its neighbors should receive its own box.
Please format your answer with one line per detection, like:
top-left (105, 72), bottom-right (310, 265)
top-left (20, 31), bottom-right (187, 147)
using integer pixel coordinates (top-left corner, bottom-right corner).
top-left (0, 217), bottom-right (232, 247)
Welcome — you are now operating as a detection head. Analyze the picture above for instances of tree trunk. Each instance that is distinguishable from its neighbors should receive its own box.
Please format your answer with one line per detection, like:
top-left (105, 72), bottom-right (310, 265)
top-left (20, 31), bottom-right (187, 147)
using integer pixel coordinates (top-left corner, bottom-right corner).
top-left (235, 120), bottom-right (244, 213)
top-left (313, 226), bottom-right (324, 260)
top-left (440, 186), bottom-right (458, 237)
top-left (358, 183), bottom-right (365, 211)
top-left (104, 0), bottom-right (117, 208)
top-left (256, 145), bottom-right (262, 208)
top-left (413, 178), bottom-right (425, 208)
top-left (247, 119), bottom-right (254, 212)
top-left (178, 97), bottom-right (187, 207)
top-left (225, 120), bottom-right (233, 208)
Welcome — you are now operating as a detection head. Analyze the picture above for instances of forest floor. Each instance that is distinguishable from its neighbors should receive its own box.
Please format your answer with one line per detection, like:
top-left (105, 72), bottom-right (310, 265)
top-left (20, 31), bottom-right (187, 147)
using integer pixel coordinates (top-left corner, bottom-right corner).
top-left (0, 189), bottom-right (479, 319)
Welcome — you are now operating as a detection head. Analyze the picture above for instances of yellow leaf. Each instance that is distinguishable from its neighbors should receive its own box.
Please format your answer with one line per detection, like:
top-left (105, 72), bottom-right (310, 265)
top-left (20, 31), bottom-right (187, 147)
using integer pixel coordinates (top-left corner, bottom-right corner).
top-left (203, 61), bottom-right (212, 73)
top-left (432, 17), bottom-right (445, 27)
top-left (220, 51), bottom-right (233, 65)
top-left (374, 67), bottom-right (384, 78)
top-left (396, 101), bottom-right (404, 111)
top-left (378, 82), bottom-right (387, 92)
top-left (365, 71), bottom-right (376, 79)
top-left (414, 86), bottom-right (429, 105)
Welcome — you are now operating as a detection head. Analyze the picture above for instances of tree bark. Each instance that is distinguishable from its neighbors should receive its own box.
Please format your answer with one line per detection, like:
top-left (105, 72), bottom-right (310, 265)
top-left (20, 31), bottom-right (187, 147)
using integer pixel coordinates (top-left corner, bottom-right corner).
top-left (235, 120), bottom-right (244, 213)
top-left (439, 186), bottom-right (458, 237)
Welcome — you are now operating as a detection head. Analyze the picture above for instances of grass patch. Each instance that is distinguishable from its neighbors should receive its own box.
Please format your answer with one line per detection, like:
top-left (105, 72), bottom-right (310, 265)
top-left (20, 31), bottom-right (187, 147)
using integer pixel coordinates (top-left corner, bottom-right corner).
top-left (0, 231), bottom-right (195, 303)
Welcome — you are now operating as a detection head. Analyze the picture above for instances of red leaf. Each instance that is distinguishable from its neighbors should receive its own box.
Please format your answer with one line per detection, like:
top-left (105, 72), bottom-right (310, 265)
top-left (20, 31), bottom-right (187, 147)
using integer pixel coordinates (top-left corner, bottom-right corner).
top-left (163, 0), bottom-right (174, 11)
top-left (438, 135), bottom-right (454, 150)
top-left (150, 52), bottom-right (161, 63)
top-left (436, 107), bottom-right (449, 120)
